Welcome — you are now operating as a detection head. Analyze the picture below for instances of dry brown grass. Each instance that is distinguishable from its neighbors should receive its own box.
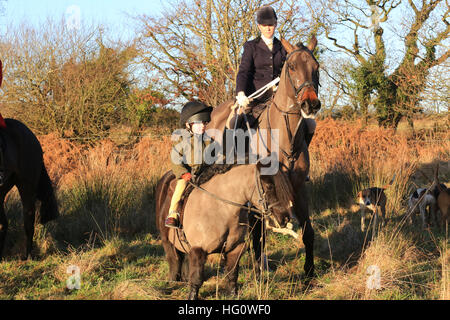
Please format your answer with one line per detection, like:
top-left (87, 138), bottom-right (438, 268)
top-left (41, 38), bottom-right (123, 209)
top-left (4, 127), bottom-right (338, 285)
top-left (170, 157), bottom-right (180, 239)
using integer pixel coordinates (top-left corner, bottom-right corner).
top-left (40, 134), bottom-right (173, 188)
top-left (309, 118), bottom-right (449, 212)
top-left (3, 117), bottom-right (443, 300)
top-left (311, 118), bottom-right (449, 177)
top-left (37, 117), bottom-right (448, 196)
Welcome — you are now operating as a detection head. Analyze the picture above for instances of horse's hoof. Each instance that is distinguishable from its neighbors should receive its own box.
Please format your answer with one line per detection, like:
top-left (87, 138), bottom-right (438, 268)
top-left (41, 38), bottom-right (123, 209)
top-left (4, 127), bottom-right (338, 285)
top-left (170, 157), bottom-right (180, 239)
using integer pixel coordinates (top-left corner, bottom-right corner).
top-left (188, 292), bottom-right (198, 300)
top-left (188, 286), bottom-right (200, 300)
top-left (21, 254), bottom-right (33, 261)
top-left (228, 287), bottom-right (238, 298)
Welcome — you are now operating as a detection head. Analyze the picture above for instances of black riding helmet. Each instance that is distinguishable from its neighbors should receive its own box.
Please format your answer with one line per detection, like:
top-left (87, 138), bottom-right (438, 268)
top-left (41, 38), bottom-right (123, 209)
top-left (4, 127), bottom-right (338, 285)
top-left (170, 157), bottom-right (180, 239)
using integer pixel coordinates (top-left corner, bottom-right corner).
top-left (180, 101), bottom-right (213, 126)
top-left (256, 6), bottom-right (277, 25)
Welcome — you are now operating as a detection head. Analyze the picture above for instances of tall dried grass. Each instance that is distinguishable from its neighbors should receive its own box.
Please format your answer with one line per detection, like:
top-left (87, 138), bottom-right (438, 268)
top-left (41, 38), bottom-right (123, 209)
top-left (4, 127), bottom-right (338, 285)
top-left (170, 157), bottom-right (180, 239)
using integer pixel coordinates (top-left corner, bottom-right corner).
top-left (309, 118), bottom-right (449, 214)
top-left (22, 135), bottom-right (174, 251)
top-left (6, 117), bottom-right (444, 299)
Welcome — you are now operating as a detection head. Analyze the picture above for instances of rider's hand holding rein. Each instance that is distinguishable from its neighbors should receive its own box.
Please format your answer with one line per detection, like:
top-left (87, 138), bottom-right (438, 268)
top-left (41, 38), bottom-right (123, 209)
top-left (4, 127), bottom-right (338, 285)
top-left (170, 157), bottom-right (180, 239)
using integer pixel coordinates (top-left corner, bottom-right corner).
top-left (236, 91), bottom-right (250, 109)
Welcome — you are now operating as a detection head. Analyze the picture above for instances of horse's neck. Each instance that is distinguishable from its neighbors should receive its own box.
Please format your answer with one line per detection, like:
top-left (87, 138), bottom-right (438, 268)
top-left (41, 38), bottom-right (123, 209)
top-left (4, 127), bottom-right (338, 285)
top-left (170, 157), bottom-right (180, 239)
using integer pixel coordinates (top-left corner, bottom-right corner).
top-left (201, 165), bottom-right (255, 204)
top-left (258, 86), bottom-right (302, 157)
top-left (273, 67), bottom-right (293, 109)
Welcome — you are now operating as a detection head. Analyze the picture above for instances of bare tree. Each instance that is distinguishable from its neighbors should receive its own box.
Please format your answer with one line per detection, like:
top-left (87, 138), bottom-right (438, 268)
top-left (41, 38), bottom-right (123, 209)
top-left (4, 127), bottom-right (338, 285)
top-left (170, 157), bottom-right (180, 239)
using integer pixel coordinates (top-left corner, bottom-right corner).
top-left (134, 0), bottom-right (318, 107)
top-left (312, 0), bottom-right (449, 128)
top-left (0, 19), bottom-right (137, 138)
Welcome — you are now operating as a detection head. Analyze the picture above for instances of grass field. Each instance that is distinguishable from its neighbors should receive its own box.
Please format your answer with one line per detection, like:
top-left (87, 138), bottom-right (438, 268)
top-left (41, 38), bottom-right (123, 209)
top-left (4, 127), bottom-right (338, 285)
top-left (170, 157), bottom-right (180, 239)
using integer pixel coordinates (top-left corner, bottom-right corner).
top-left (0, 117), bottom-right (448, 300)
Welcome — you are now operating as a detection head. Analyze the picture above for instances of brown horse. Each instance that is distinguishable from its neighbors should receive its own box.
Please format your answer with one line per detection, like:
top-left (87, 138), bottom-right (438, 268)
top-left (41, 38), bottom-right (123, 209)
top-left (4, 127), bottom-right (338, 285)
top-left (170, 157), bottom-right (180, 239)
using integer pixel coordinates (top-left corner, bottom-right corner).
top-left (156, 160), bottom-right (294, 299)
top-left (0, 60), bottom-right (59, 260)
top-left (206, 37), bottom-right (321, 277)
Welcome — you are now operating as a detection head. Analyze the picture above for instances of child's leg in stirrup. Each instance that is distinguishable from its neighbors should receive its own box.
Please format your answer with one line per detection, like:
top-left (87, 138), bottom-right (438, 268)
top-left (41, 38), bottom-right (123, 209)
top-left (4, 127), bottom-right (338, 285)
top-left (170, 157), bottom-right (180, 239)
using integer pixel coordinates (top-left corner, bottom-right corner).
top-left (165, 178), bottom-right (188, 228)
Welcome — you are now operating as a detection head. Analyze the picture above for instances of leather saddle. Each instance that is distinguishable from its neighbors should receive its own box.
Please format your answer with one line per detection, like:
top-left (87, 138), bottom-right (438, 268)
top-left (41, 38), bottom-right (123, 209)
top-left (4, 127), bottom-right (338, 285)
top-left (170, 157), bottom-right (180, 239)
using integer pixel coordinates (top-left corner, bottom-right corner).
top-left (166, 161), bottom-right (239, 227)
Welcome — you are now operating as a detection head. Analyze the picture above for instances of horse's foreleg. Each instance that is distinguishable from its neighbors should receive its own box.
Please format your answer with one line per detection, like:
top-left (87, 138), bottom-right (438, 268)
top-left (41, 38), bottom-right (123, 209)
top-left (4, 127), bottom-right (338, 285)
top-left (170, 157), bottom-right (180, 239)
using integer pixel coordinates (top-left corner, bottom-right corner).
top-left (223, 243), bottom-right (246, 297)
top-left (295, 192), bottom-right (315, 278)
top-left (249, 212), bottom-right (266, 274)
top-left (301, 219), bottom-right (315, 278)
top-left (188, 247), bottom-right (207, 300)
top-left (18, 186), bottom-right (36, 260)
top-left (0, 203), bottom-right (7, 260)
top-left (23, 204), bottom-right (36, 260)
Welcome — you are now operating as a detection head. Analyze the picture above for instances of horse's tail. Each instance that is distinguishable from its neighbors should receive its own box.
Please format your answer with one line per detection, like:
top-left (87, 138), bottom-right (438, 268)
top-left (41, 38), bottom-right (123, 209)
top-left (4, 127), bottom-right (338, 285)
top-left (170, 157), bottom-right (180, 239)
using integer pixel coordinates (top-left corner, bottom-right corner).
top-left (155, 171), bottom-right (175, 233)
top-left (37, 163), bottom-right (59, 224)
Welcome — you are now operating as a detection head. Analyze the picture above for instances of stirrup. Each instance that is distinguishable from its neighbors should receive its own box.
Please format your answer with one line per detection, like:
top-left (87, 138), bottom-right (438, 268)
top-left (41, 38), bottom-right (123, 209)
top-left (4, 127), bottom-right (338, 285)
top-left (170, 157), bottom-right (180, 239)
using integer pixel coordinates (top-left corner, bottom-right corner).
top-left (165, 211), bottom-right (180, 229)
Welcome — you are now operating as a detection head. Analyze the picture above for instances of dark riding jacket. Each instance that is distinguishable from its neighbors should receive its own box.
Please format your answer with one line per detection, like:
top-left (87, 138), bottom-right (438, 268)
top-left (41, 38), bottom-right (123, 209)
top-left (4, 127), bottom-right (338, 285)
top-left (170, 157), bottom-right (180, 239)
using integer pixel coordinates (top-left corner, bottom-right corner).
top-left (235, 36), bottom-right (287, 96)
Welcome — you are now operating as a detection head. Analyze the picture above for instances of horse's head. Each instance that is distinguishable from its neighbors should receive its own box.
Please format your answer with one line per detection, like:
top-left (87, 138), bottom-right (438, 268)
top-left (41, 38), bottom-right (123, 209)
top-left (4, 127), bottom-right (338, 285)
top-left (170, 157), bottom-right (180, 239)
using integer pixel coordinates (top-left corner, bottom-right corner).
top-left (255, 161), bottom-right (294, 228)
top-left (280, 37), bottom-right (321, 117)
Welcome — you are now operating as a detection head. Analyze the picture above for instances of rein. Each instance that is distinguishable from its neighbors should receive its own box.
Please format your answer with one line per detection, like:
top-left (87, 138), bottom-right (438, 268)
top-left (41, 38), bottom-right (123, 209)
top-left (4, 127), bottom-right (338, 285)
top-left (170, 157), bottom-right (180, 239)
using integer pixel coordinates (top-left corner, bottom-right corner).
top-left (267, 100), bottom-right (305, 172)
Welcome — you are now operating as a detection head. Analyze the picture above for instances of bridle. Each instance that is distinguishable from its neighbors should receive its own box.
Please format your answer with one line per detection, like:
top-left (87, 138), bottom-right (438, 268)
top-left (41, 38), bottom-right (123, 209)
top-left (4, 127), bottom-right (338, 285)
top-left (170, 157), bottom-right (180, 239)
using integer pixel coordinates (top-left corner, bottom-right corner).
top-left (285, 48), bottom-right (319, 103)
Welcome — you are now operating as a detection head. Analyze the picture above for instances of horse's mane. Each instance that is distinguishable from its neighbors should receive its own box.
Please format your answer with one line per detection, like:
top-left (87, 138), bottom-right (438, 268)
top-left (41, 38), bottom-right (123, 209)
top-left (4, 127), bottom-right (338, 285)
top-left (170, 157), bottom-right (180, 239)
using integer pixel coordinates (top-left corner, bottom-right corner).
top-left (180, 156), bottom-right (250, 204)
top-left (181, 155), bottom-right (295, 212)
top-left (270, 169), bottom-right (295, 208)
top-left (194, 161), bottom-right (242, 186)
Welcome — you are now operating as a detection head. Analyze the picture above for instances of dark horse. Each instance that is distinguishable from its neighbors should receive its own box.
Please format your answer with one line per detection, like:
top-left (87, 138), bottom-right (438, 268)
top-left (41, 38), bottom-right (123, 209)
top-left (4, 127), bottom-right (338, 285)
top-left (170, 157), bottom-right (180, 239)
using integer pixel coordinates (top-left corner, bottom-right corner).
top-left (0, 60), bottom-right (59, 260)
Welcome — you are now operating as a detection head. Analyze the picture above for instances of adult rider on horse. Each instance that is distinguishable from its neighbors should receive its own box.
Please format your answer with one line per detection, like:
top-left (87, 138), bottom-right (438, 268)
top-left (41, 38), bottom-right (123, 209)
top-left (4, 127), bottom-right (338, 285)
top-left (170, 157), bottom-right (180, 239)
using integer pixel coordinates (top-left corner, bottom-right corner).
top-left (231, 5), bottom-right (316, 149)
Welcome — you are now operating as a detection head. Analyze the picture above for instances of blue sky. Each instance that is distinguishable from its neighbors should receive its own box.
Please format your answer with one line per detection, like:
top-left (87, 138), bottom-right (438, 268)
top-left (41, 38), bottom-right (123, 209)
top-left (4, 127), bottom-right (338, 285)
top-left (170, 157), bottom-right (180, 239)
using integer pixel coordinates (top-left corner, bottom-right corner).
top-left (1, 0), bottom-right (163, 39)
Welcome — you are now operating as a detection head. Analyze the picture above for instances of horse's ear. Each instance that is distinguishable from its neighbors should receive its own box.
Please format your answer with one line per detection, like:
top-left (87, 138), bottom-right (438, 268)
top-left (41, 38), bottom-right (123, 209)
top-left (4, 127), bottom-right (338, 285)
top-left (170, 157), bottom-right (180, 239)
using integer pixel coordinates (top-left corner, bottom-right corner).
top-left (280, 38), bottom-right (296, 54)
top-left (307, 35), bottom-right (318, 52)
top-left (0, 59), bottom-right (3, 87)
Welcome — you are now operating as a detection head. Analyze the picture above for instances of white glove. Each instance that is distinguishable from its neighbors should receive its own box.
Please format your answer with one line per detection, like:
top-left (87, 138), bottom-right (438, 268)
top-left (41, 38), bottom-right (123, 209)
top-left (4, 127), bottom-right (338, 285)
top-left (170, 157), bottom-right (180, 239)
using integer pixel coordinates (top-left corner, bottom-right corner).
top-left (236, 91), bottom-right (250, 108)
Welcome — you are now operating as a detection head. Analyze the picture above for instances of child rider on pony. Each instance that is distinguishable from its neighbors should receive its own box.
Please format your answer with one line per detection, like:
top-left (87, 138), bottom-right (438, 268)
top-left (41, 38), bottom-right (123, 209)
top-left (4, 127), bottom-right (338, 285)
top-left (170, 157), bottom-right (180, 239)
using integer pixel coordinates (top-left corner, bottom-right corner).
top-left (165, 101), bottom-right (214, 229)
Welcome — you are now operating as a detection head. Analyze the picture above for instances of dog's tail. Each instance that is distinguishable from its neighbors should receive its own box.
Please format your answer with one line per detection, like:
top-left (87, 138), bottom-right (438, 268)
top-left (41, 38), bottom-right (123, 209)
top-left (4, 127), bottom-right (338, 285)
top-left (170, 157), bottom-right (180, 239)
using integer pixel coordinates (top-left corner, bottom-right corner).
top-left (381, 174), bottom-right (396, 189)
